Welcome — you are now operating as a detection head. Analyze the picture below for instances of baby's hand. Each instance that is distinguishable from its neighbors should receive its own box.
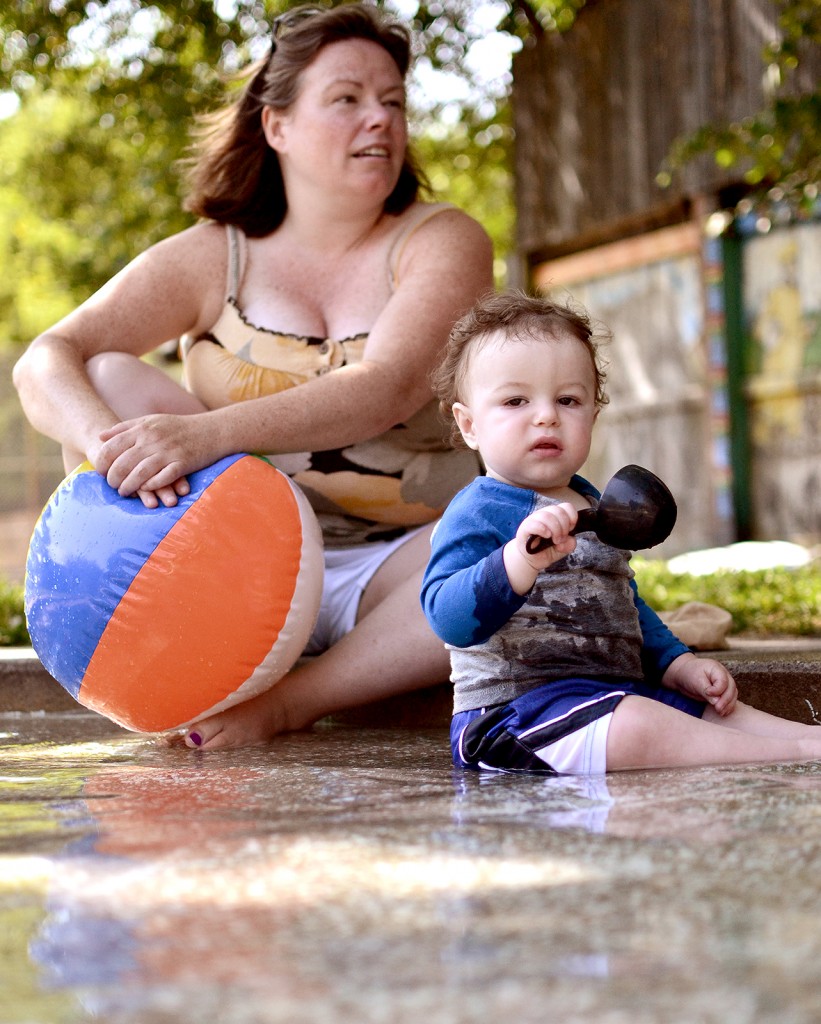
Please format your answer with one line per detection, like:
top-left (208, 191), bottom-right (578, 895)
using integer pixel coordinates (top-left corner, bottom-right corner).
top-left (503, 503), bottom-right (578, 595)
top-left (518, 503), bottom-right (578, 561)
top-left (663, 653), bottom-right (738, 716)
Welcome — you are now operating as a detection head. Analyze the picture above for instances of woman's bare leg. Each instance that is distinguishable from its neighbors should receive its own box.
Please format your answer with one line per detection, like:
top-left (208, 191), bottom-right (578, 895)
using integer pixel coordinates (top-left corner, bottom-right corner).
top-left (78, 356), bottom-right (447, 747)
top-left (63, 352), bottom-right (205, 471)
top-left (606, 695), bottom-right (821, 772)
top-left (183, 527), bottom-right (450, 750)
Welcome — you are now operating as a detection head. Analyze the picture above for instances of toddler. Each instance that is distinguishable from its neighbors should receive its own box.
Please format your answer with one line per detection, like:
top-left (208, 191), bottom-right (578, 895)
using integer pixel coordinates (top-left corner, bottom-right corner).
top-left (422, 291), bottom-right (821, 773)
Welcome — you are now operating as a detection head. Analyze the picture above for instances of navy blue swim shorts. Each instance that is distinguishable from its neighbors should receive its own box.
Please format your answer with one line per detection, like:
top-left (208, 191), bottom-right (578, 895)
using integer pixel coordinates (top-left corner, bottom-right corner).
top-left (451, 678), bottom-right (706, 775)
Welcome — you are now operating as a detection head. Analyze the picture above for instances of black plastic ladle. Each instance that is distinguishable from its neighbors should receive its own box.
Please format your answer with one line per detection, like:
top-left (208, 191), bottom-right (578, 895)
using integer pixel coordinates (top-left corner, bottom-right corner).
top-left (525, 464), bottom-right (678, 554)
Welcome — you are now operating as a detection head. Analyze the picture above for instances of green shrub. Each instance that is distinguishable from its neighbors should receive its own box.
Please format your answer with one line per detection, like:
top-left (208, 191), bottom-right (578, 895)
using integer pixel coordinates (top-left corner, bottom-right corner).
top-left (0, 577), bottom-right (29, 646)
top-left (633, 558), bottom-right (821, 637)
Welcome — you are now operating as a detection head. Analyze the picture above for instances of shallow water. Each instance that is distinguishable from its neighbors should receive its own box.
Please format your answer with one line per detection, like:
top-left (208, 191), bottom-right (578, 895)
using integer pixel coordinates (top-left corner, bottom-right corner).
top-left (3, 713), bottom-right (821, 1023)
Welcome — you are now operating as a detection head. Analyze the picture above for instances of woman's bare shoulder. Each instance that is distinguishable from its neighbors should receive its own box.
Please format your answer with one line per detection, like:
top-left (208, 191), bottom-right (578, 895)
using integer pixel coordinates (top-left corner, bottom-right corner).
top-left (64, 222), bottom-right (233, 348)
top-left (395, 203), bottom-right (493, 281)
top-left (407, 203), bottom-right (490, 251)
top-left (402, 201), bottom-right (488, 234)
top-left (138, 221), bottom-right (228, 272)
top-left (115, 223), bottom-right (230, 328)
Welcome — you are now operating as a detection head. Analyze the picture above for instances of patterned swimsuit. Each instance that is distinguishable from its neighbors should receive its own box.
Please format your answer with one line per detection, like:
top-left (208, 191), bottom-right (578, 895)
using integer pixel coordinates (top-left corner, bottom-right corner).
top-left (181, 208), bottom-right (481, 547)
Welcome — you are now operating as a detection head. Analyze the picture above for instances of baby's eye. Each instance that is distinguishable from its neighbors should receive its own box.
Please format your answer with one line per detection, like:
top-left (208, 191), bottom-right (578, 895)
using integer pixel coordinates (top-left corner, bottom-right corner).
top-left (558, 395), bottom-right (581, 407)
top-left (504, 396), bottom-right (527, 407)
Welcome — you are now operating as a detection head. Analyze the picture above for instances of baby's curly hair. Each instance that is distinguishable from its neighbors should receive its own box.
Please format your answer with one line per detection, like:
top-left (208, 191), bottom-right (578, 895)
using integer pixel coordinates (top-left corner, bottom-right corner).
top-left (432, 290), bottom-right (610, 447)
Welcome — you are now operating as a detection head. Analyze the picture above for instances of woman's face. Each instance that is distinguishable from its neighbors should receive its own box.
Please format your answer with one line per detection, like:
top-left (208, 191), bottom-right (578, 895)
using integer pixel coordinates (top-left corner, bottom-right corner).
top-left (263, 38), bottom-right (408, 204)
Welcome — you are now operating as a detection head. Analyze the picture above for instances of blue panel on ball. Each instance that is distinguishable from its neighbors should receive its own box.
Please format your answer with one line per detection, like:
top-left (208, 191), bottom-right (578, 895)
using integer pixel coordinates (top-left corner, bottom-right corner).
top-left (25, 455), bottom-right (243, 697)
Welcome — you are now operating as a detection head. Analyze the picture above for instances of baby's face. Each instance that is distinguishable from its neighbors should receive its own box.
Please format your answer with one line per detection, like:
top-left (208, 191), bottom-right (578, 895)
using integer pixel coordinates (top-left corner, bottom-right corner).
top-left (452, 329), bottom-right (599, 494)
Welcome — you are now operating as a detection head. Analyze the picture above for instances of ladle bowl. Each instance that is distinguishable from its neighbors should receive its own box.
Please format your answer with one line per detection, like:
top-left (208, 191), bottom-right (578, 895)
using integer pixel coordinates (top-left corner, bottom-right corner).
top-left (526, 464), bottom-right (677, 554)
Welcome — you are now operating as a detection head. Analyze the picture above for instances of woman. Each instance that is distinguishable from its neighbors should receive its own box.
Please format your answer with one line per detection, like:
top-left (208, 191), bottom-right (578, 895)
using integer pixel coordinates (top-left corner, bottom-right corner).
top-left (13, 3), bottom-right (494, 749)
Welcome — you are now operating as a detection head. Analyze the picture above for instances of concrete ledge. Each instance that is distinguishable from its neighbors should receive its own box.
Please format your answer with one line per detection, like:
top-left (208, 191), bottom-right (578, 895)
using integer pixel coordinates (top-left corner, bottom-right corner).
top-left (2, 641), bottom-right (821, 729)
top-left (0, 648), bottom-right (82, 714)
top-left (701, 639), bottom-right (821, 725)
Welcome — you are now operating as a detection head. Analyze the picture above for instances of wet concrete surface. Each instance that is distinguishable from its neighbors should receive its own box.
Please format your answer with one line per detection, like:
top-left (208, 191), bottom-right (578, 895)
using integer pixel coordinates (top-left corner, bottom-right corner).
top-left (3, 712), bottom-right (821, 1023)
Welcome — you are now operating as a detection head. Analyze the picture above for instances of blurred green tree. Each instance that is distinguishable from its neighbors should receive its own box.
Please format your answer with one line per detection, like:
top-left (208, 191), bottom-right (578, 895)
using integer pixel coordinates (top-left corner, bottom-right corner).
top-left (1, 0), bottom-right (240, 348)
top-left (3, 0), bottom-right (813, 351)
top-left (0, 1), bottom-right (534, 347)
top-left (659, 0), bottom-right (820, 218)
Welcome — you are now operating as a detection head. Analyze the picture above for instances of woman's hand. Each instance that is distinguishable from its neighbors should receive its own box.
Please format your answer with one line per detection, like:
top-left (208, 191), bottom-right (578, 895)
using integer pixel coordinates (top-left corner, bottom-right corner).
top-left (503, 502), bottom-right (578, 595)
top-left (96, 412), bottom-right (222, 507)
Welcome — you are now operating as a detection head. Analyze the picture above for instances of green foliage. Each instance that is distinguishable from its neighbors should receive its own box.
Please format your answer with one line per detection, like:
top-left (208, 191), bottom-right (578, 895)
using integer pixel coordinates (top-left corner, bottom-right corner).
top-left (0, 0), bottom-right (272, 349)
top-left (4, 0), bottom-right (814, 349)
top-left (408, 0), bottom-right (585, 273)
top-left (0, 577), bottom-right (28, 646)
top-left (411, 0), bottom-right (584, 78)
top-left (633, 557), bottom-right (821, 638)
top-left (495, 0), bottom-right (586, 38)
top-left (415, 102), bottom-right (516, 279)
top-left (659, 0), bottom-right (821, 217)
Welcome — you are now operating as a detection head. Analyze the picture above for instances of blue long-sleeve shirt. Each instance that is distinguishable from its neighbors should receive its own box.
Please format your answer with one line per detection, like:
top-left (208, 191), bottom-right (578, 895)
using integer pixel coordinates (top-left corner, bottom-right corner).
top-left (421, 476), bottom-right (689, 713)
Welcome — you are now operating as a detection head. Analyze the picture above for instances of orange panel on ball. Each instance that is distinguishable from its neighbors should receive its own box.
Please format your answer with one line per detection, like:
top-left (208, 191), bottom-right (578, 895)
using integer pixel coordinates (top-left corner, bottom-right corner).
top-left (79, 457), bottom-right (306, 732)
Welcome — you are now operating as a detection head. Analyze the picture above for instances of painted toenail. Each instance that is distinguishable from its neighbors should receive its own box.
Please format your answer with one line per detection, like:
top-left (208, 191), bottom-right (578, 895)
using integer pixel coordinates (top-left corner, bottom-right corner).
top-left (189, 732), bottom-right (203, 747)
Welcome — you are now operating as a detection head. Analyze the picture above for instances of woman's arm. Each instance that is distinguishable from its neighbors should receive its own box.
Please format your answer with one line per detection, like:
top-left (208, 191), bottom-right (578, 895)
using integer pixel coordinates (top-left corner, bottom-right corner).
top-left (98, 208), bottom-right (495, 497)
top-left (12, 222), bottom-right (228, 470)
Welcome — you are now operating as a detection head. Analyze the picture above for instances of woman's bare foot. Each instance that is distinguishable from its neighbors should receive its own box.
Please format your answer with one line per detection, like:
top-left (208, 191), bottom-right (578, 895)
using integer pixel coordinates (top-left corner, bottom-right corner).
top-left (183, 682), bottom-right (297, 750)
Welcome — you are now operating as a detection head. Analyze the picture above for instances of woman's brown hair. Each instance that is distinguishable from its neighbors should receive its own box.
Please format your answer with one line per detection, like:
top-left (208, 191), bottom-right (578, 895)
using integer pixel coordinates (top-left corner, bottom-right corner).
top-left (182, 3), bottom-right (426, 237)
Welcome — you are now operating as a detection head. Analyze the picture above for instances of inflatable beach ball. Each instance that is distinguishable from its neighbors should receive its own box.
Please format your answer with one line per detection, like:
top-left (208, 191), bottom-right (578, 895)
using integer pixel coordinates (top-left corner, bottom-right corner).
top-left (25, 454), bottom-right (323, 733)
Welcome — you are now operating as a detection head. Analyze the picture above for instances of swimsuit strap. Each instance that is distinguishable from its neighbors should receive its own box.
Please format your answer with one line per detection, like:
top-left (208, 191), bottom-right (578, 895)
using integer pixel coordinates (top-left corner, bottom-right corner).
top-left (387, 203), bottom-right (454, 290)
top-left (226, 205), bottom-right (453, 300)
top-left (224, 224), bottom-right (248, 302)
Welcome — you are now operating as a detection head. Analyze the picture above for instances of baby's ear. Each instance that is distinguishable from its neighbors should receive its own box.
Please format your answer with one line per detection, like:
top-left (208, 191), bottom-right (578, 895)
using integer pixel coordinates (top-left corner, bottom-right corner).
top-left (452, 402), bottom-right (479, 450)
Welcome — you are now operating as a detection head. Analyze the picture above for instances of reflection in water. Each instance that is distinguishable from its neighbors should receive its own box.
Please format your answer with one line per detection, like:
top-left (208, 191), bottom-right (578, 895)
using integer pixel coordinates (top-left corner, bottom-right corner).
top-left (32, 909), bottom-right (140, 988)
top-left (5, 721), bottom-right (821, 1022)
top-left (28, 762), bottom-right (291, 1011)
top-left (16, 735), bottom-right (623, 1017)
top-left (449, 768), bottom-right (615, 833)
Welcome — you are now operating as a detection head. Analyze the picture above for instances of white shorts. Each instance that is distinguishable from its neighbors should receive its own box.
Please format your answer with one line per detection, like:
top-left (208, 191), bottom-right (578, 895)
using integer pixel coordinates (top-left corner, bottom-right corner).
top-left (303, 524), bottom-right (430, 656)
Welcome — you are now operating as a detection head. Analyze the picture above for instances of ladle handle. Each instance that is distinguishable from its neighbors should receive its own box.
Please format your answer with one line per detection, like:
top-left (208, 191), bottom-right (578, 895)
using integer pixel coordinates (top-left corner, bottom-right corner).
top-left (525, 507), bottom-right (597, 555)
